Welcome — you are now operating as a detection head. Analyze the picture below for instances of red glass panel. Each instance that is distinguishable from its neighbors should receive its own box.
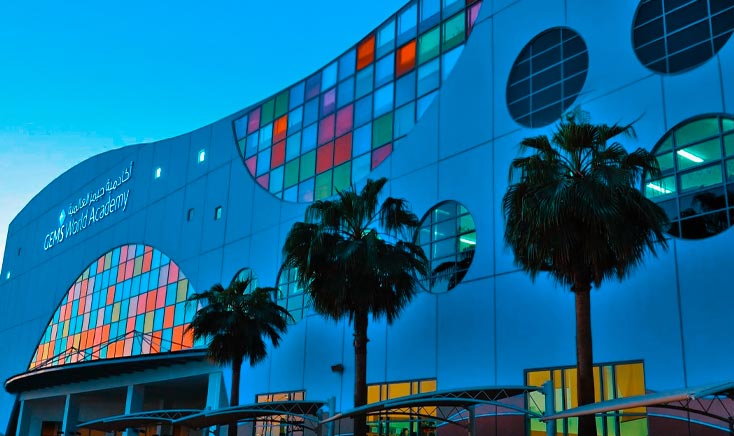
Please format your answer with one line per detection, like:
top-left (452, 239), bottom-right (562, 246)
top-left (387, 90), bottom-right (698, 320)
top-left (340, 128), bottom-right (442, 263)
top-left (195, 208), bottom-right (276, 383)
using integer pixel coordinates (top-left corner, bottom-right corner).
top-left (97, 257), bottom-right (104, 274)
top-left (248, 107), bottom-right (261, 133)
top-left (336, 105), bottom-right (354, 137)
top-left (357, 34), bottom-right (376, 70)
top-left (143, 252), bottom-right (152, 272)
top-left (182, 328), bottom-right (194, 348)
top-left (318, 114), bottom-right (336, 145)
top-left (317, 142), bottom-right (335, 174)
top-left (107, 286), bottom-right (115, 305)
top-left (120, 246), bottom-right (127, 262)
top-left (372, 143), bottom-right (393, 169)
top-left (138, 293), bottom-right (147, 314)
top-left (116, 264), bottom-right (125, 283)
top-left (396, 40), bottom-right (417, 76)
top-left (164, 306), bottom-right (175, 329)
top-left (146, 290), bottom-right (157, 312)
top-left (273, 114), bottom-right (288, 143)
top-left (256, 173), bottom-right (270, 189)
top-left (125, 260), bottom-right (134, 280)
top-left (245, 156), bottom-right (257, 175)
top-left (156, 286), bottom-right (167, 308)
top-left (271, 141), bottom-right (286, 168)
top-left (335, 133), bottom-right (352, 166)
top-left (168, 263), bottom-right (179, 284)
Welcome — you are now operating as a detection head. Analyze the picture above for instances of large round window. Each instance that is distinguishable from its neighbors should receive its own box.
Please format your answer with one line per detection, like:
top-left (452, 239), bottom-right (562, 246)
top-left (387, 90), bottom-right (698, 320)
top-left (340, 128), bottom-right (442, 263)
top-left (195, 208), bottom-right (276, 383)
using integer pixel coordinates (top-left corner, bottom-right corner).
top-left (633, 0), bottom-right (734, 74)
top-left (415, 201), bottom-right (476, 293)
top-left (506, 27), bottom-right (589, 128)
top-left (643, 114), bottom-right (734, 239)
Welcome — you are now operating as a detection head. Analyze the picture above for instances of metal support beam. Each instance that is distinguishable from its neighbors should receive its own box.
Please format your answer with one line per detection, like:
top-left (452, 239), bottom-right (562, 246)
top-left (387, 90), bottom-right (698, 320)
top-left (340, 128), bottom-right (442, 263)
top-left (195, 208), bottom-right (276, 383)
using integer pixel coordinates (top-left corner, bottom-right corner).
top-left (468, 405), bottom-right (476, 436)
top-left (62, 394), bottom-right (80, 436)
top-left (543, 381), bottom-right (556, 436)
top-left (125, 385), bottom-right (145, 436)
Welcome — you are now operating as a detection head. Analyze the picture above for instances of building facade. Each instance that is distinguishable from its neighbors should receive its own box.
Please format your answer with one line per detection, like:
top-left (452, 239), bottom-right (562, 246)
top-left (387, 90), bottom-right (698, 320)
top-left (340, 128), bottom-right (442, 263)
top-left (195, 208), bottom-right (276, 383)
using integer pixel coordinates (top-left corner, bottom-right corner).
top-left (1, 0), bottom-right (733, 434)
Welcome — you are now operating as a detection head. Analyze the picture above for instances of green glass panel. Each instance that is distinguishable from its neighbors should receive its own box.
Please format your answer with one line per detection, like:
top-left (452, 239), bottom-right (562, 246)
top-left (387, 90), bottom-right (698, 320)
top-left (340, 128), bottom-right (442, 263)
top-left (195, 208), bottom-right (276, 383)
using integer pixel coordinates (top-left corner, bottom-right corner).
top-left (724, 133), bottom-right (733, 157)
top-left (657, 134), bottom-right (673, 153)
top-left (645, 176), bottom-right (676, 199)
top-left (656, 151), bottom-right (674, 173)
top-left (722, 118), bottom-right (734, 132)
top-left (680, 165), bottom-right (722, 191)
top-left (458, 231), bottom-right (476, 251)
top-left (458, 214), bottom-right (475, 233)
top-left (300, 150), bottom-right (316, 181)
top-left (237, 138), bottom-right (247, 157)
top-left (726, 159), bottom-right (734, 181)
top-left (261, 99), bottom-right (275, 126)
top-left (674, 117), bottom-right (720, 148)
top-left (441, 12), bottom-right (465, 51)
top-left (418, 26), bottom-right (440, 64)
top-left (372, 112), bottom-right (394, 148)
top-left (676, 137), bottom-right (721, 171)
top-left (333, 163), bottom-right (351, 193)
top-left (315, 170), bottom-right (332, 200)
top-left (274, 90), bottom-right (289, 118)
top-left (284, 159), bottom-right (300, 188)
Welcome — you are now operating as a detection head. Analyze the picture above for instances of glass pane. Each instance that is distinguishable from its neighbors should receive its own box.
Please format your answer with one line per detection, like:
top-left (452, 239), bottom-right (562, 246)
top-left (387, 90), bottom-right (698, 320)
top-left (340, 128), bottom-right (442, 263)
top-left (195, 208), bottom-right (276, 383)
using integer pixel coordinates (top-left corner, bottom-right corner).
top-left (674, 117), bottom-right (720, 147)
top-left (421, 0), bottom-right (440, 27)
top-left (356, 65), bottom-right (374, 99)
top-left (354, 95), bottom-right (373, 127)
top-left (357, 34), bottom-right (376, 70)
top-left (656, 151), bottom-right (674, 173)
top-left (394, 102), bottom-right (415, 138)
top-left (417, 58), bottom-right (440, 96)
top-left (377, 19), bottom-right (396, 58)
top-left (337, 77), bottom-right (355, 108)
top-left (374, 83), bottom-right (395, 116)
top-left (375, 53), bottom-right (395, 87)
top-left (724, 133), bottom-right (733, 156)
top-left (339, 49), bottom-right (356, 80)
top-left (398, 3), bottom-right (418, 42)
top-left (372, 113), bottom-right (393, 148)
top-left (442, 12), bottom-right (466, 51)
top-left (442, 45), bottom-right (464, 80)
top-left (645, 176), bottom-right (676, 199)
top-left (680, 165), bottom-right (722, 191)
top-left (676, 137), bottom-right (722, 171)
top-left (418, 26), bottom-right (441, 64)
top-left (727, 159), bottom-right (734, 181)
top-left (322, 62), bottom-right (338, 90)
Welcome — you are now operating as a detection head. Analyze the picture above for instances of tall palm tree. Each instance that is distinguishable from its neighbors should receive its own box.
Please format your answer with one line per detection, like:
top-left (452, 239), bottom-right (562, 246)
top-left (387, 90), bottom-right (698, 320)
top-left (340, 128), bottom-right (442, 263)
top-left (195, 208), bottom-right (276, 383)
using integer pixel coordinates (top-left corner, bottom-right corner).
top-left (502, 114), bottom-right (669, 436)
top-left (186, 279), bottom-right (291, 436)
top-left (282, 177), bottom-right (427, 436)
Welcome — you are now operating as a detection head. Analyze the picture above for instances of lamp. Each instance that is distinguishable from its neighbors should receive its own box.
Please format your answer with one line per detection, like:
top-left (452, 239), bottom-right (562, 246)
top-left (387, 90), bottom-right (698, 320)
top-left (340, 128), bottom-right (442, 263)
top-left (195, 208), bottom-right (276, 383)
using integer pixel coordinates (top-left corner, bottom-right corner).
top-left (330, 364), bottom-right (344, 373)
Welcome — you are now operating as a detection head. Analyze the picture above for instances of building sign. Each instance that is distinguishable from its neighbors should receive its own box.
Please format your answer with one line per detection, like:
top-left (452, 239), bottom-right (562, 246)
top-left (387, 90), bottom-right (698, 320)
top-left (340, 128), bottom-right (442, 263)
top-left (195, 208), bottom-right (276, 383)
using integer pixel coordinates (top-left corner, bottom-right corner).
top-left (43, 161), bottom-right (134, 251)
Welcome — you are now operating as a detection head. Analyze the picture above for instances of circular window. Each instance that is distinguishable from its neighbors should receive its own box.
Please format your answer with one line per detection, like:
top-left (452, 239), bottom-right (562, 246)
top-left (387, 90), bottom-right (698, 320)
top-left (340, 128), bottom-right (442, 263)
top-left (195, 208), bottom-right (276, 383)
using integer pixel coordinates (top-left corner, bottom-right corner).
top-left (506, 27), bottom-right (589, 128)
top-left (231, 268), bottom-right (258, 293)
top-left (277, 266), bottom-right (310, 323)
top-left (633, 0), bottom-right (734, 74)
top-left (415, 201), bottom-right (477, 293)
top-left (643, 114), bottom-right (734, 239)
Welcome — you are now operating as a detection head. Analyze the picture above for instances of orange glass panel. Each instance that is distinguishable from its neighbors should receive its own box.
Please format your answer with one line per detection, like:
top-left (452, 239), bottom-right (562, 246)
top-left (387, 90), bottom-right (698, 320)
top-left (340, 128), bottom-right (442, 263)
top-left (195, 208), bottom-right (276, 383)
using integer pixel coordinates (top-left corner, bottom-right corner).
top-left (164, 306), bottom-right (175, 329)
top-left (396, 40), bottom-right (417, 76)
top-left (273, 115), bottom-right (288, 143)
top-left (146, 290), bottom-right (157, 312)
top-left (357, 34), bottom-right (376, 70)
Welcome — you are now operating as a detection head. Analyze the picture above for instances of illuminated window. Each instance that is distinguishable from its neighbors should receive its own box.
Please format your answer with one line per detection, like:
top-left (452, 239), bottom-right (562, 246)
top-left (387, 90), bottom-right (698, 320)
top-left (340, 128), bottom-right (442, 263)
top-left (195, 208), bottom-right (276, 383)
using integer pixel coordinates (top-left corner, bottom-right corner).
top-left (233, 0), bottom-right (485, 202)
top-left (254, 390), bottom-right (306, 436)
top-left (633, 0), bottom-right (734, 74)
top-left (277, 266), bottom-right (310, 323)
top-left (526, 362), bottom-right (647, 436)
top-left (154, 167), bottom-right (162, 179)
top-left (198, 149), bottom-right (206, 163)
top-left (507, 27), bottom-right (588, 128)
top-left (367, 379), bottom-right (437, 435)
top-left (29, 245), bottom-right (199, 370)
top-left (416, 201), bottom-right (476, 293)
top-left (186, 208), bottom-right (194, 222)
top-left (5, 271), bottom-right (10, 280)
top-left (643, 114), bottom-right (734, 239)
top-left (214, 206), bottom-right (223, 221)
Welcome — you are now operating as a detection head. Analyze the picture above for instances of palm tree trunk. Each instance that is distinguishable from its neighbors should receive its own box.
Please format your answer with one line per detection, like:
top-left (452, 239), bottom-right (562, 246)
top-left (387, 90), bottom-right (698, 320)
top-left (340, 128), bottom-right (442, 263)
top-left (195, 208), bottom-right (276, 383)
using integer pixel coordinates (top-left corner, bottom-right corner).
top-left (229, 356), bottom-right (243, 436)
top-left (574, 282), bottom-right (597, 436)
top-left (353, 309), bottom-right (369, 436)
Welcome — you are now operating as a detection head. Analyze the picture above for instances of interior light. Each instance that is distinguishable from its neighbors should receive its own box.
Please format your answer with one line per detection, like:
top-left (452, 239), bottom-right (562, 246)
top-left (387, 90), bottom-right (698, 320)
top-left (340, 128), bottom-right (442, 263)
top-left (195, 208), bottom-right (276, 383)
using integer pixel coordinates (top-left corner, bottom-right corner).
top-left (459, 237), bottom-right (476, 245)
top-left (198, 149), bottom-right (206, 163)
top-left (677, 149), bottom-right (703, 163)
top-left (5, 272), bottom-right (10, 280)
top-left (154, 167), bottom-right (162, 179)
top-left (646, 183), bottom-right (672, 194)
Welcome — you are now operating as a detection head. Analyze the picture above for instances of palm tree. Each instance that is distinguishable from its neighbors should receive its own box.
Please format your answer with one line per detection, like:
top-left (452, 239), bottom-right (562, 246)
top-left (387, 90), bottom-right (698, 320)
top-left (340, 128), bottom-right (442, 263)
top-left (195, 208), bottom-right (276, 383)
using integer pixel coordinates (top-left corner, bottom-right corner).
top-left (186, 279), bottom-right (291, 436)
top-left (502, 114), bottom-right (669, 436)
top-left (282, 177), bottom-right (427, 436)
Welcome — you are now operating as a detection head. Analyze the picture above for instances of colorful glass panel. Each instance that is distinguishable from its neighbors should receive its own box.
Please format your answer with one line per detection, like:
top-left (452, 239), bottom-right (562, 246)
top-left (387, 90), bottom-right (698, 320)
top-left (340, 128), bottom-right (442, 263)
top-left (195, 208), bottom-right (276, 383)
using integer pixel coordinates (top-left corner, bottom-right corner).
top-left (29, 245), bottom-right (199, 370)
top-left (234, 0), bottom-right (484, 202)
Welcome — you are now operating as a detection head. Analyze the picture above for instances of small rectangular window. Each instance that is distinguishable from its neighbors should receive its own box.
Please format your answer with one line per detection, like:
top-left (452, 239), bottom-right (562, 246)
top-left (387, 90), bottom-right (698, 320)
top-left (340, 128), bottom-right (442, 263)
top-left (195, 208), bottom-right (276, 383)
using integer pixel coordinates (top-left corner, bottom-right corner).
top-left (187, 208), bottom-right (194, 221)
top-left (5, 272), bottom-right (10, 280)
top-left (214, 206), bottom-right (223, 221)
top-left (198, 149), bottom-right (206, 163)
top-left (154, 167), bottom-right (162, 179)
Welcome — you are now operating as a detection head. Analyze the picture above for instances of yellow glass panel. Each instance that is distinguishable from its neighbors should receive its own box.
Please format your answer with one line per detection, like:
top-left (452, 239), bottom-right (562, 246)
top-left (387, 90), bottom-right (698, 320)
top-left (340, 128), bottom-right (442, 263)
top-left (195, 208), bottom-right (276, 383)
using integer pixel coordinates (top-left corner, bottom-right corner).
top-left (419, 379), bottom-right (436, 393)
top-left (368, 385), bottom-right (380, 404)
top-left (381, 385), bottom-right (388, 400)
top-left (564, 368), bottom-right (578, 409)
top-left (177, 280), bottom-right (188, 302)
top-left (256, 394), bottom-right (268, 403)
top-left (527, 370), bottom-right (551, 387)
top-left (553, 370), bottom-right (563, 388)
top-left (294, 391), bottom-right (304, 400)
top-left (144, 312), bottom-right (154, 333)
top-left (272, 393), bottom-right (289, 401)
top-left (615, 363), bottom-right (646, 420)
top-left (603, 365), bottom-right (615, 401)
top-left (593, 366), bottom-right (601, 402)
top-left (134, 256), bottom-right (143, 276)
top-left (389, 382), bottom-right (410, 399)
top-left (104, 252), bottom-right (112, 270)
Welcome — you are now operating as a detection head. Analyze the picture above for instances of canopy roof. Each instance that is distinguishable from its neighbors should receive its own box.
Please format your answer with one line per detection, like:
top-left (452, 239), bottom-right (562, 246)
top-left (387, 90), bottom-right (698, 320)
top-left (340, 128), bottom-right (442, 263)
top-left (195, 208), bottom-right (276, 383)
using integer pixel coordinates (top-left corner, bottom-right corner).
top-left (175, 400), bottom-right (327, 429)
top-left (77, 409), bottom-right (200, 432)
top-left (541, 381), bottom-right (734, 423)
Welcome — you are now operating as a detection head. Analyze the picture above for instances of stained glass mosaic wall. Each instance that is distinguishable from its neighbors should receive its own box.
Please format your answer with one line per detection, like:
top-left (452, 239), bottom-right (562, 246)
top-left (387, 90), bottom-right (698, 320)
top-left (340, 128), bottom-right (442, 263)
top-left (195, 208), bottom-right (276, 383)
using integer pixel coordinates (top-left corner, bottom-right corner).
top-left (233, 0), bottom-right (484, 202)
top-left (29, 244), bottom-right (199, 370)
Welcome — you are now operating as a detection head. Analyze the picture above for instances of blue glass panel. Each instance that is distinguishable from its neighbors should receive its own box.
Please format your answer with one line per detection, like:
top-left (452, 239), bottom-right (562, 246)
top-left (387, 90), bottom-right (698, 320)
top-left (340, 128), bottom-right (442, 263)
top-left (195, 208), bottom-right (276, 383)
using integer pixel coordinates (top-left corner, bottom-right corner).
top-left (259, 123), bottom-right (273, 150)
top-left (353, 124), bottom-right (372, 157)
top-left (338, 77), bottom-right (355, 108)
top-left (303, 98), bottom-right (319, 126)
top-left (154, 308), bottom-right (164, 331)
top-left (398, 3), bottom-right (418, 45)
top-left (339, 49), bottom-right (356, 80)
top-left (417, 90), bottom-right (438, 118)
top-left (322, 62), bottom-right (338, 90)
top-left (354, 95), bottom-right (373, 127)
top-left (286, 133), bottom-right (301, 161)
top-left (442, 45), bottom-right (464, 80)
top-left (288, 107), bottom-right (303, 133)
top-left (302, 124), bottom-right (318, 152)
top-left (270, 166), bottom-right (284, 193)
top-left (352, 153), bottom-right (371, 183)
top-left (284, 185), bottom-right (298, 202)
top-left (256, 149), bottom-right (271, 176)
top-left (151, 250), bottom-right (161, 269)
top-left (377, 18), bottom-right (396, 58)
top-left (375, 53), bottom-right (395, 87)
top-left (305, 73), bottom-right (321, 100)
top-left (395, 102), bottom-right (416, 137)
top-left (374, 83), bottom-right (395, 116)
top-left (289, 82), bottom-right (305, 109)
top-left (420, 0), bottom-right (440, 30)
top-left (299, 178), bottom-right (315, 203)
top-left (356, 65), bottom-right (374, 99)
top-left (417, 58), bottom-right (440, 96)
top-left (166, 284), bottom-right (177, 306)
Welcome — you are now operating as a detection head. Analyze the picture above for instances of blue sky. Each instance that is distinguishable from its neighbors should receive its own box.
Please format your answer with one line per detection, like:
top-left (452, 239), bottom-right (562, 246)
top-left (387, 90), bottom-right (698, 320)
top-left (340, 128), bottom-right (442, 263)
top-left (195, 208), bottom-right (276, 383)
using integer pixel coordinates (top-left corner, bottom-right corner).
top-left (0, 0), bottom-right (405, 269)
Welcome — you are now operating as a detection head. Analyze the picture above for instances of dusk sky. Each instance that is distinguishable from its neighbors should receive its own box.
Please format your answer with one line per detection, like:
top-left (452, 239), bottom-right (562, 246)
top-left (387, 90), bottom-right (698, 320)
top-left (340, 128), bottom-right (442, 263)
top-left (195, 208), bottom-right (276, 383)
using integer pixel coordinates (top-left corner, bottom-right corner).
top-left (0, 0), bottom-right (404, 269)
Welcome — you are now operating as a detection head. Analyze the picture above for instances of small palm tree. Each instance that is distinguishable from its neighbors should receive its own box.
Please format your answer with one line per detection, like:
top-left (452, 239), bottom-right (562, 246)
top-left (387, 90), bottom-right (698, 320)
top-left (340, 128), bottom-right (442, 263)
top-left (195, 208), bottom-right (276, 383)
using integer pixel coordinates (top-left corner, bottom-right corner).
top-left (502, 114), bottom-right (669, 436)
top-left (282, 177), bottom-right (427, 436)
top-left (186, 279), bottom-right (291, 436)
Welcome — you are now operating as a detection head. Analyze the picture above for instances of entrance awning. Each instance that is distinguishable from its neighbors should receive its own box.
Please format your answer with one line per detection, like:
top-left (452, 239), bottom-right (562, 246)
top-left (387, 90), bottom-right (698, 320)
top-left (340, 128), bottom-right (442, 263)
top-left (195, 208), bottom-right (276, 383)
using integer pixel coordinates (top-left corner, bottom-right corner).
top-left (175, 400), bottom-right (327, 429)
top-left (540, 381), bottom-right (734, 424)
top-left (77, 409), bottom-right (201, 432)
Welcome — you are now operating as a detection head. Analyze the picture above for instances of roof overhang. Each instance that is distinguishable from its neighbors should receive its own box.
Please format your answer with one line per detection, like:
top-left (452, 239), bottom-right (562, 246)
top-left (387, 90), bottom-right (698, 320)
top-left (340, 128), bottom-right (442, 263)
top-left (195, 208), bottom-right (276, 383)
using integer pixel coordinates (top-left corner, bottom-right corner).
top-left (541, 381), bottom-right (734, 421)
top-left (5, 349), bottom-right (208, 393)
top-left (175, 401), bottom-right (327, 429)
top-left (77, 409), bottom-right (201, 432)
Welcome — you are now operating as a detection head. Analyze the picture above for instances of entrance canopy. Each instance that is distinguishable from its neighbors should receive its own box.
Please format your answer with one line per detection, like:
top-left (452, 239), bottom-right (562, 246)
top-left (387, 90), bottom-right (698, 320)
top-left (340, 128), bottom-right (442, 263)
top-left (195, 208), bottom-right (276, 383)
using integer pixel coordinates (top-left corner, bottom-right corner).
top-left (175, 400), bottom-right (327, 429)
top-left (540, 381), bottom-right (734, 428)
top-left (77, 409), bottom-right (200, 432)
top-left (321, 386), bottom-right (543, 428)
